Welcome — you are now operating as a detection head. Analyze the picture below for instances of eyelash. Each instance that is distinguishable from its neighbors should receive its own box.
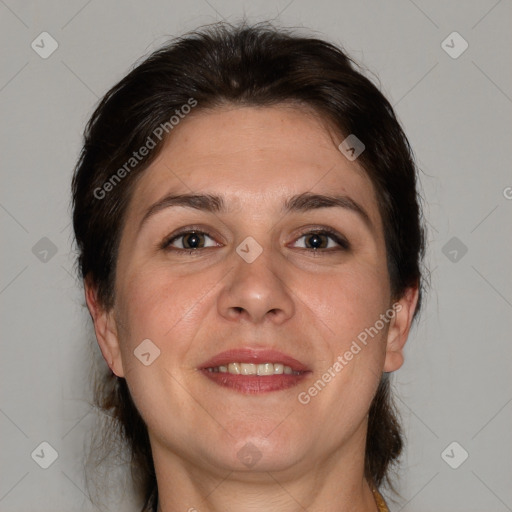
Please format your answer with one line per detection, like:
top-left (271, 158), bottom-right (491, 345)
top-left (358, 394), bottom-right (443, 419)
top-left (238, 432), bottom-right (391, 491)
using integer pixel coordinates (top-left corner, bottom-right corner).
top-left (161, 226), bottom-right (350, 255)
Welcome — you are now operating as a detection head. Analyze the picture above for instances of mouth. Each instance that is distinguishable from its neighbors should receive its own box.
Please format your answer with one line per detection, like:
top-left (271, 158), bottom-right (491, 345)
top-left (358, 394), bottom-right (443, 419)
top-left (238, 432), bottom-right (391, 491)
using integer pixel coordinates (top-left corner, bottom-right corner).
top-left (199, 348), bottom-right (311, 394)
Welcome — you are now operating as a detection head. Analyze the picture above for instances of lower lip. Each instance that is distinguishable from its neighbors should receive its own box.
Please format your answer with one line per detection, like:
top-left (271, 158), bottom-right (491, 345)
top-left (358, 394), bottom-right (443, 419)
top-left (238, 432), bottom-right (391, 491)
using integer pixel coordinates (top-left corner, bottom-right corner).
top-left (200, 369), bottom-right (310, 394)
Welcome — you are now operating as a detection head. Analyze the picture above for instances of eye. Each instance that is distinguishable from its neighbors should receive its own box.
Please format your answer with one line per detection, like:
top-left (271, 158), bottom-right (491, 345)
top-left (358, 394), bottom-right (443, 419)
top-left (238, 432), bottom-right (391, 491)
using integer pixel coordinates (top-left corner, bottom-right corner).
top-left (291, 228), bottom-right (349, 252)
top-left (162, 229), bottom-right (218, 253)
top-left (161, 226), bottom-right (349, 255)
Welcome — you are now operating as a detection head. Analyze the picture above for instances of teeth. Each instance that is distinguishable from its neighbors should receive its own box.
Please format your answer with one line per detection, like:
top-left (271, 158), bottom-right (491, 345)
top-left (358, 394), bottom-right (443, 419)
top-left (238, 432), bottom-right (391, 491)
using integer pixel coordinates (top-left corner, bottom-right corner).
top-left (208, 362), bottom-right (301, 375)
top-left (228, 363), bottom-right (241, 374)
top-left (257, 363), bottom-right (274, 376)
top-left (273, 363), bottom-right (284, 374)
top-left (241, 363), bottom-right (256, 375)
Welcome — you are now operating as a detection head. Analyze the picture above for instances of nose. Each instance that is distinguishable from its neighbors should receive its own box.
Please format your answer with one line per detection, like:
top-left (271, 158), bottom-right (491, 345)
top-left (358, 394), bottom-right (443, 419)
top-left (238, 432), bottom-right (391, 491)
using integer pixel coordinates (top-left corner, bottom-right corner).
top-left (217, 247), bottom-right (295, 324)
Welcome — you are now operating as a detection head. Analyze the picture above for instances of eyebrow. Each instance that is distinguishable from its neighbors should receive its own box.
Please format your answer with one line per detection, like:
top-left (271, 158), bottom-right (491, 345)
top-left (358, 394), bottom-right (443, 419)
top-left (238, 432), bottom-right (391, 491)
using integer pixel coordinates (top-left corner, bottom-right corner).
top-left (138, 191), bottom-right (374, 233)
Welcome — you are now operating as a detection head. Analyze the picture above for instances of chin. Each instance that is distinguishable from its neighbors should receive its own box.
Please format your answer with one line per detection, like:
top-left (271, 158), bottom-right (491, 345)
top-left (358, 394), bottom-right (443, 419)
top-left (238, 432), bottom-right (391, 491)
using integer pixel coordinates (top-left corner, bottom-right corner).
top-left (208, 432), bottom-right (306, 473)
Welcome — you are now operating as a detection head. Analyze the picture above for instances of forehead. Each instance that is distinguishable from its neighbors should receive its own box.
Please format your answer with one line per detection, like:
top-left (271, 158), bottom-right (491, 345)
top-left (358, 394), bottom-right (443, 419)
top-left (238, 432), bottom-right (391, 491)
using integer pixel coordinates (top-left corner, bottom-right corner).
top-left (126, 105), bottom-right (382, 231)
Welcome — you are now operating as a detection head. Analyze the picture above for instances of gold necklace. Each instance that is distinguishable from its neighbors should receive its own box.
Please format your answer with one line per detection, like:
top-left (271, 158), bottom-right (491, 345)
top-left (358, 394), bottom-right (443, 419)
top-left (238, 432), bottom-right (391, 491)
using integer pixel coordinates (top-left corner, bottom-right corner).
top-left (371, 486), bottom-right (389, 512)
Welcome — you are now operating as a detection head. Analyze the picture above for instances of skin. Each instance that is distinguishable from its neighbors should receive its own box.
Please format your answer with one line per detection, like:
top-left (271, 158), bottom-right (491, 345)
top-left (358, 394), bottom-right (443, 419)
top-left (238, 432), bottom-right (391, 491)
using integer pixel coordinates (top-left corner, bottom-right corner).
top-left (85, 104), bottom-right (419, 512)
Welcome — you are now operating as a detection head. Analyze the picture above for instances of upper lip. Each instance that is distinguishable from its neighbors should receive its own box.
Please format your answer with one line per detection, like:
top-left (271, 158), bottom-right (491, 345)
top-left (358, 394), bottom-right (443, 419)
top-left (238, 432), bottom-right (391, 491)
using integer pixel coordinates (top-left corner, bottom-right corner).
top-left (199, 348), bottom-right (310, 372)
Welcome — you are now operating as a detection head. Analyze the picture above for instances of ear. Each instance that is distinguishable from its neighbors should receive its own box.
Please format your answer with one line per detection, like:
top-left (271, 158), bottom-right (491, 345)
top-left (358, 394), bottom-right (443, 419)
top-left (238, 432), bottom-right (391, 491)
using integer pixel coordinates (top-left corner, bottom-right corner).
top-left (84, 276), bottom-right (125, 377)
top-left (383, 284), bottom-right (420, 373)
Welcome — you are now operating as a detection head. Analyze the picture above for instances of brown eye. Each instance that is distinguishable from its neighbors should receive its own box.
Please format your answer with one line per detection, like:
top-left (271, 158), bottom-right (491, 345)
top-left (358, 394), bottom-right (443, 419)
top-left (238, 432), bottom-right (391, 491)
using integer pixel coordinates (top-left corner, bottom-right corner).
top-left (180, 232), bottom-right (205, 249)
top-left (304, 232), bottom-right (329, 249)
top-left (292, 229), bottom-right (349, 252)
top-left (163, 230), bottom-right (217, 252)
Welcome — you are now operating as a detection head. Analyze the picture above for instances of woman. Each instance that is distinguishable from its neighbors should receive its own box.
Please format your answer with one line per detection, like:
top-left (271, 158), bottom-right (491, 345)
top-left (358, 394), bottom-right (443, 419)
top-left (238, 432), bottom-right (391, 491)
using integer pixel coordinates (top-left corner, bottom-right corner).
top-left (72, 21), bottom-right (425, 512)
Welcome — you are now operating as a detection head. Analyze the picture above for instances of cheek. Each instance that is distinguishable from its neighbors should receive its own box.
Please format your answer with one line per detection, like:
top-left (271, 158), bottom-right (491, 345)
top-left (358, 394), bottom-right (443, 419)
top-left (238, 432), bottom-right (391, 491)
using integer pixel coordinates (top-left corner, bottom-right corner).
top-left (302, 269), bottom-right (389, 422)
top-left (311, 259), bottom-right (391, 343)
top-left (115, 265), bottom-right (218, 362)
top-left (113, 268), bottom-right (208, 423)
top-left (302, 258), bottom-right (390, 412)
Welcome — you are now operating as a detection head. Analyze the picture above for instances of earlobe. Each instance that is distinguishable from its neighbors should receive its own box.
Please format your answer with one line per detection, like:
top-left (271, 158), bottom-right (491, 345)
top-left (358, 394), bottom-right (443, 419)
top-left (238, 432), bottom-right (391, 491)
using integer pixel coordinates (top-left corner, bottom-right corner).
top-left (84, 277), bottom-right (125, 377)
top-left (383, 285), bottom-right (419, 373)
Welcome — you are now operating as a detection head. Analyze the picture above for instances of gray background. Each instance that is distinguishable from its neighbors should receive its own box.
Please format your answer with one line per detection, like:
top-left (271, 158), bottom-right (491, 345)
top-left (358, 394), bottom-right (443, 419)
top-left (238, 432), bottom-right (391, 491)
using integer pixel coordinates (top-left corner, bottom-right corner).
top-left (1, 1), bottom-right (511, 511)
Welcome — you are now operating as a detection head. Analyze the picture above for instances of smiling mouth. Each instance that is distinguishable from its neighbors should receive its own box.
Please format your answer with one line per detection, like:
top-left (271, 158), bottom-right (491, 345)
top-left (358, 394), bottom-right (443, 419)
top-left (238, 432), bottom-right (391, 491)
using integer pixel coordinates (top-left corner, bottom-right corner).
top-left (206, 362), bottom-right (303, 376)
top-left (199, 348), bottom-right (311, 394)
top-left (200, 362), bottom-right (310, 394)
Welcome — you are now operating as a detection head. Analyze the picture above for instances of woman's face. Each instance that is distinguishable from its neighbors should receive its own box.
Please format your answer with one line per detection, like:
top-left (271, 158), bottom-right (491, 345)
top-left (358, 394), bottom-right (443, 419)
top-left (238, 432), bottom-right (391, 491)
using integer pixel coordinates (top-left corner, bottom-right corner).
top-left (89, 104), bottom-right (417, 476)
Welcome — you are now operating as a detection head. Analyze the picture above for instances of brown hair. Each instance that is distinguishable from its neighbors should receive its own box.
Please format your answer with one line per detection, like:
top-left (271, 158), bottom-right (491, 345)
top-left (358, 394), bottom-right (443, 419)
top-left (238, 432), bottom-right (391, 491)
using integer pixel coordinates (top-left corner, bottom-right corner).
top-left (72, 20), bottom-right (426, 512)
